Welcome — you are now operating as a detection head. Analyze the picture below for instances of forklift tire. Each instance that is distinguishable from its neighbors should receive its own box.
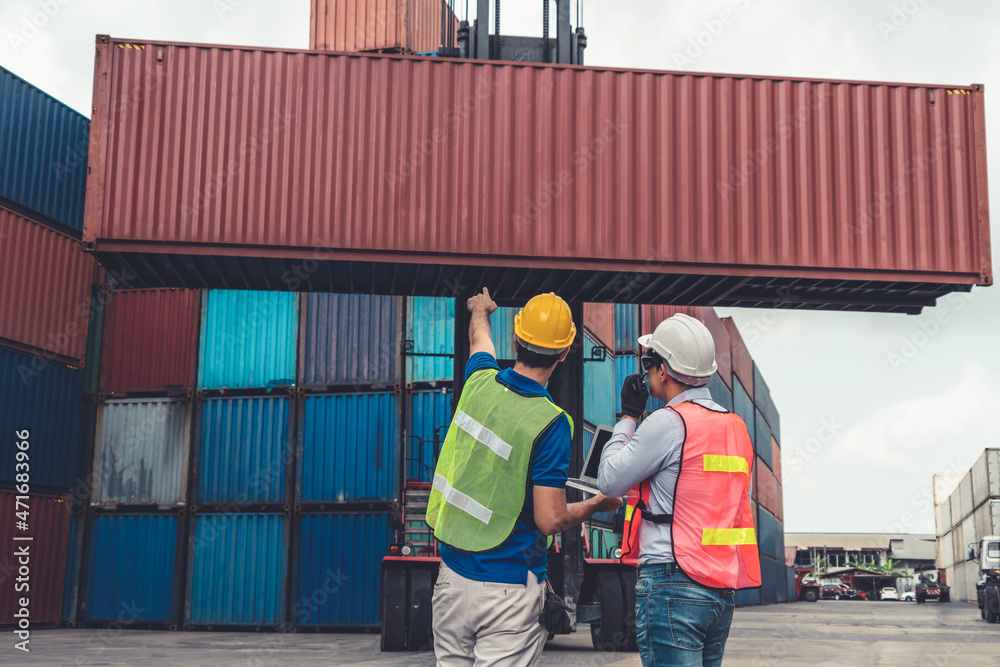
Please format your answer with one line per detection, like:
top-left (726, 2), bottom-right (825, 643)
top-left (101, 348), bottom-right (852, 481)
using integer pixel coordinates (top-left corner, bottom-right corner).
top-left (618, 569), bottom-right (639, 652)
top-left (381, 567), bottom-right (408, 652)
top-left (802, 588), bottom-right (819, 603)
top-left (591, 571), bottom-right (627, 652)
top-left (407, 568), bottom-right (435, 652)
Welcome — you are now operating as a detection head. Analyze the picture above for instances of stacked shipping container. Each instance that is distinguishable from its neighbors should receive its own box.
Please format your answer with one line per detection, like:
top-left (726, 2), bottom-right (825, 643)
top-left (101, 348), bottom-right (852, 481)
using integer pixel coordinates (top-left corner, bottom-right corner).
top-left (935, 450), bottom-right (1000, 602)
top-left (1, 67), bottom-right (96, 626)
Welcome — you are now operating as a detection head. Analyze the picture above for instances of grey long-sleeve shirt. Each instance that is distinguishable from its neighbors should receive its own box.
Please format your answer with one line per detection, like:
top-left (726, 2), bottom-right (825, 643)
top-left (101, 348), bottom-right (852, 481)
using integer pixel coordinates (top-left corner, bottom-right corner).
top-left (597, 386), bottom-right (721, 567)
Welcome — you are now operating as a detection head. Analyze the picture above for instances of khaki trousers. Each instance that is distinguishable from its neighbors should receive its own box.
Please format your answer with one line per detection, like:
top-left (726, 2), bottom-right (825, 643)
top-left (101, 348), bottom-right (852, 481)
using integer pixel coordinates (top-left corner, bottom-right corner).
top-left (432, 562), bottom-right (548, 667)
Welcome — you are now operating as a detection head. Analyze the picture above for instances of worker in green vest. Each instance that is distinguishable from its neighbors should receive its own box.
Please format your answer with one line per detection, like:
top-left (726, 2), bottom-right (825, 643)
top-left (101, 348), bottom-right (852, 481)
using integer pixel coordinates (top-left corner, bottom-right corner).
top-left (428, 288), bottom-right (622, 666)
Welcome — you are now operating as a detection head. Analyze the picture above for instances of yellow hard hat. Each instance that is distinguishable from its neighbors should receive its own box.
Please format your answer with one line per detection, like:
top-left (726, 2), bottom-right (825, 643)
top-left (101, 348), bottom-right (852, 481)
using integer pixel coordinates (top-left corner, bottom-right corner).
top-left (514, 293), bottom-right (576, 354)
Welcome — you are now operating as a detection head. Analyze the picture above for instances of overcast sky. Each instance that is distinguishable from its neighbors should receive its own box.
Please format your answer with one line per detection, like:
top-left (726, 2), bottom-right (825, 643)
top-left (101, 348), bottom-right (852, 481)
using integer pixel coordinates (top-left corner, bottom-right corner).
top-left (3, 0), bottom-right (998, 536)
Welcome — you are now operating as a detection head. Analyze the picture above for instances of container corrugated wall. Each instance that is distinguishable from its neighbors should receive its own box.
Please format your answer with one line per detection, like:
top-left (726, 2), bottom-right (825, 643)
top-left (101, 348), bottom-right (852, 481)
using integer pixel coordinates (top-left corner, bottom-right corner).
top-left (187, 513), bottom-right (286, 626)
top-left (197, 397), bottom-right (289, 505)
top-left (310, 0), bottom-right (457, 54)
top-left (613, 304), bottom-right (639, 353)
top-left (405, 297), bottom-right (454, 383)
top-left (754, 363), bottom-right (779, 438)
top-left (92, 398), bottom-right (191, 506)
top-left (85, 514), bottom-right (178, 623)
top-left (62, 514), bottom-right (82, 623)
top-left (491, 307), bottom-right (518, 360)
top-left (707, 374), bottom-right (733, 413)
top-left (583, 303), bottom-right (614, 350)
top-left (614, 354), bottom-right (638, 416)
top-left (407, 389), bottom-right (452, 483)
top-left (732, 378), bottom-right (755, 450)
top-left (0, 206), bottom-right (92, 363)
top-left (294, 512), bottom-right (390, 626)
top-left (198, 290), bottom-right (299, 390)
top-left (302, 293), bottom-right (402, 387)
top-left (87, 41), bottom-right (991, 309)
top-left (100, 289), bottom-right (201, 394)
top-left (0, 66), bottom-right (89, 234)
top-left (298, 393), bottom-right (400, 503)
top-left (0, 346), bottom-right (82, 490)
top-left (755, 408), bottom-right (773, 470)
top-left (583, 333), bottom-right (615, 428)
top-left (83, 288), bottom-right (106, 396)
top-left (0, 491), bottom-right (70, 624)
top-left (971, 449), bottom-right (1000, 508)
top-left (724, 319), bottom-right (754, 401)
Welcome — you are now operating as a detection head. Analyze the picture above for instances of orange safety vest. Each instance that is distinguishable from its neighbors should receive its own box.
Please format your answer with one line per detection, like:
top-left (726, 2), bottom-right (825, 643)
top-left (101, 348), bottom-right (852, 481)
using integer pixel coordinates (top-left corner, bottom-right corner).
top-left (621, 401), bottom-right (761, 590)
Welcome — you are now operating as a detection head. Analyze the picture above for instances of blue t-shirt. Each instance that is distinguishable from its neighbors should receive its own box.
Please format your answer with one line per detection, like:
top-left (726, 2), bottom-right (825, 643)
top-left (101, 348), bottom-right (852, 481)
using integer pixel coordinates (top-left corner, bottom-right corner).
top-left (438, 352), bottom-right (571, 584)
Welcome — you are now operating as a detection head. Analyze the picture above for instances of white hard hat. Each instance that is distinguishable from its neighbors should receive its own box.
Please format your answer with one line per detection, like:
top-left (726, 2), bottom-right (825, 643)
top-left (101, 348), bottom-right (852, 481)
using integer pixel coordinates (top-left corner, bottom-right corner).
top-left (637, 313), bottom-right (717, 387)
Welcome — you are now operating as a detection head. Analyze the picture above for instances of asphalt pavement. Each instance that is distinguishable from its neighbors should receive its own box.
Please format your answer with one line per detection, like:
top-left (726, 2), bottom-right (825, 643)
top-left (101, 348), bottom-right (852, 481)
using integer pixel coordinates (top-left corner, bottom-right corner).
top-left (3, 599), bottom-right (999, 666)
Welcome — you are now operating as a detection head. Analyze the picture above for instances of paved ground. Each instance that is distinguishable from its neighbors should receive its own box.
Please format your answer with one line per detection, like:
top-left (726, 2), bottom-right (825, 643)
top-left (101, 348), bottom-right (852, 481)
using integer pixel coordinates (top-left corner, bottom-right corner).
top-left (4, 600), bottom-right (999, 666)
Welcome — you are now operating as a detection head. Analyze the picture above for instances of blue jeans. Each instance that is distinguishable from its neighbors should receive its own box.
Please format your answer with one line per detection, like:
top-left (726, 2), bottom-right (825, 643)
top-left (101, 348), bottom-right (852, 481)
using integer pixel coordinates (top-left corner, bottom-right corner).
top-left (635, 563), bottom-right (736, 666)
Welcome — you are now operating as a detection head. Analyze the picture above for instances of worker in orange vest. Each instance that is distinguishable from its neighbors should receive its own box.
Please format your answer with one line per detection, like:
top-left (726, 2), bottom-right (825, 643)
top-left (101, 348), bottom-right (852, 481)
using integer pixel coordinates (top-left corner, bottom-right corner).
top-left (599, 313), bottom-right (760, 666)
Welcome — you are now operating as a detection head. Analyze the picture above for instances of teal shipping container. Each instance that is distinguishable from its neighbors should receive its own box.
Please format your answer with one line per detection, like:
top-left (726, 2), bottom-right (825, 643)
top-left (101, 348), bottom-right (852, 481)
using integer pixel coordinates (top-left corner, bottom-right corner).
top-left (298, 392), bottom-right (400, 503)
top-left (198, 290), bottom-right (298, 390)
top-left (197, 396), bottom-right (289, 505)
top-left (405, 297), bottom-right (454, 383)
top-left (407, 388), bottom-right (452, 483)
top-left (302, 294), bottom-right (402, 387)
top-left (187, 513), bottom-right (286, 626)
top-left (294, 512), bottom-right (390, 627)
top-left (583, 333), bottom-right (615, 428)
top-left (85, 514), bottom-right (179, 623)
top-left (490, 307), bottom-right (518, 360)
top-left (0, 66), bottom-right (89, 235)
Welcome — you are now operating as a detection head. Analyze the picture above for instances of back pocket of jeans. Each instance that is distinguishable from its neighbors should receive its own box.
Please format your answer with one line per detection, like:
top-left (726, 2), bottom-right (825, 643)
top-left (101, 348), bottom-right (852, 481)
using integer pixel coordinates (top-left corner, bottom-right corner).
top-left (664, 599), bottom-right (716, 650)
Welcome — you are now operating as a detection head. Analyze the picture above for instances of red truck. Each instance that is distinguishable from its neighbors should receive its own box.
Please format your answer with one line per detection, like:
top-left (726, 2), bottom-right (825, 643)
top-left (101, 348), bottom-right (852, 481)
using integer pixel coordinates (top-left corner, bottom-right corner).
top-left (795, 569), bottom-right (822, 602)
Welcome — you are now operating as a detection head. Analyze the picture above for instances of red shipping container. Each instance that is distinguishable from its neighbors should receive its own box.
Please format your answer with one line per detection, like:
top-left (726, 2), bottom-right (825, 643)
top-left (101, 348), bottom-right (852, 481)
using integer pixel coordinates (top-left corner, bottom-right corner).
top-left (723, 318), bottom-right (754, 401)
top-left (771, 436), bottom-right (782, 484)
top-left (0, 490), bottom-right (71, 624)
top-left (99, 289), bottom-right (201, 394)
top-left (583, 303), bottom-right (614, 350)
top-left (755, 460), bottom-right (783, 522)
top-left (310, 0), bottom-right (459, 54)
top-left (0, 206), bottom-right (92, 364)
top-left (640, 305), bottom-right (732, 388)
top-left (83, 39), bottom-right (990, 312)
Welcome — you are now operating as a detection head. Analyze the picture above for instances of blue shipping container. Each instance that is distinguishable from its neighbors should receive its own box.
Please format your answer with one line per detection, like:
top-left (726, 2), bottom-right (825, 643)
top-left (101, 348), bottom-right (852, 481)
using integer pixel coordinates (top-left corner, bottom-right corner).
top-left (0, 346), bottom-right (81, 490)
top-left (614, 304), bottom-right (639, 352)
top-left (760, 556), bottom-right (782, 605)
top-left (62, 514), bottom-right (81, 622)
top-left (198, 397), bottom-right (289, 505)
top-left (188, 513), bottom-right (286, 626)
top-left (407, 389), bottom-right (452, 483)
top-left (733, 378), bottom-right (755, 449)
top-left (85, 514), bottom-right (177, 623)
top-left (614, 354), bottom-right (637, 416)
top-left (301, 294), bottom-right (401, 387)
top-left (294, 512), bottom-right (390, 626)
top-left (755, 408), bottom-right (773, 470)
top-left (754, 362), bottom-right (780, 441)
top-left (299, 393), bottom-right (400, 503)
top-left (0, 66), bottom-right (89, 234)
top-left (737, 588), bottom-right (760, 606)
top-left (707, 373), bottom-right (734, 413)
top-left (757, 507), bottom-right (778, 559)
top-left (583, 334), bottom-right (615, 428)
top-left (199, 290), bottom-right (298, 390)
top-left (786, 565), bottom-right (797, 602)
top-left (406, 297), bottom-right (454, 383)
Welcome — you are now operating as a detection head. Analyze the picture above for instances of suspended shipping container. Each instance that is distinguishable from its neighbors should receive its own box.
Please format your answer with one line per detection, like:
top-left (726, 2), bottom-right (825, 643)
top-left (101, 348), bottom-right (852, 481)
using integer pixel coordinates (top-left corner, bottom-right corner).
top-left (84, 513), bottom-right (180, 624)
top-left (301, 293), bottom-right (402, 387)
top-left (309, 0), bottom-right (458, 54)
top-left (92, 398), bottom-right (191, 506)
top-left (294, 511), bottom-right (390, 627)
top-left (197, 396), bottom-right (289, 505)
top-left (613, 304), bottom-right (639, 353)
top-left (0, 206), bottom-right (92, 363)
top-left (298, 392), bottom-right (400, 503)
top-left (0, 65), bottom-right (89, 235)
top-left (198, 290), bottom-right (298, 390)
top-left (971, 448), bottom-right (1000, 509)
top-left (583, 333), bottom-right (615, 428)
top-left (99, 289), bottom-right (201, 394)
top-left (405, 296), bottom-right (454, 383)
top-left (0, 490), bottom-right (71, 624)
top-left (187, 513), bottom-right (287, 626)
top-left (407, 388), bottom-right (452, 483)
top-left (84, 38), bottom-right (991, 313)
top-left (0, 346), bottom-right (82, 490)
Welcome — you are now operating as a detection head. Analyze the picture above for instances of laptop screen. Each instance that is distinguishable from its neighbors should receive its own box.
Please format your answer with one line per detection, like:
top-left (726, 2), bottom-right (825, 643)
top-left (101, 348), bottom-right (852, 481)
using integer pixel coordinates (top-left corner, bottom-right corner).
top-left (583, 427), bottom-right (613, 480)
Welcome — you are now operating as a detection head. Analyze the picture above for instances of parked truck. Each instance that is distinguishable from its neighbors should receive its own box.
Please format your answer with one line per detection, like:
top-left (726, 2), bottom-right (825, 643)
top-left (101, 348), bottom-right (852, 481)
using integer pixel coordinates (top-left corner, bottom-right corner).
top-left (795, 569), bottom-right (822, 602)
top-left (974, 536), bottom-right (1000, 623)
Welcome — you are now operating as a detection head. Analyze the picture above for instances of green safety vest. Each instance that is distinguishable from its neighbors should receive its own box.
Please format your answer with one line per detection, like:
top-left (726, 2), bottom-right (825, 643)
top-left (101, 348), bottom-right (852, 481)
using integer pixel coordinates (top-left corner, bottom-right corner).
top-left (427, 369), bottom-right (573, 552)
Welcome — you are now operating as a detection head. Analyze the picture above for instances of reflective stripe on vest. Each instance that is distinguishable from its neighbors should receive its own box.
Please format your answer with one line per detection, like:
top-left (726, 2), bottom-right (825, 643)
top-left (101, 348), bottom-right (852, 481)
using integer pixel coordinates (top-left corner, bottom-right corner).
top-left (426, 369), bottom-right (573, 553)
top-left (621, 402), bottom-right (761, 590)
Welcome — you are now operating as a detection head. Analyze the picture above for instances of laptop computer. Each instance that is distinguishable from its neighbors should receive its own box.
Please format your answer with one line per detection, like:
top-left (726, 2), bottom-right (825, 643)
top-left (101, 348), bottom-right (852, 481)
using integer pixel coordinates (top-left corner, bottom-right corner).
top-left (566, 425), bottom-right (613, 495)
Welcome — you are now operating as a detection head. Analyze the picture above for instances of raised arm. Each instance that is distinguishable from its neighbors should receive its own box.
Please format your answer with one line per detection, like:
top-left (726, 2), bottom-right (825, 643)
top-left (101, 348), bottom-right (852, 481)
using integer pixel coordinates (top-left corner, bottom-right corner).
top-left (468, 288), bottom-right (498, 358)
